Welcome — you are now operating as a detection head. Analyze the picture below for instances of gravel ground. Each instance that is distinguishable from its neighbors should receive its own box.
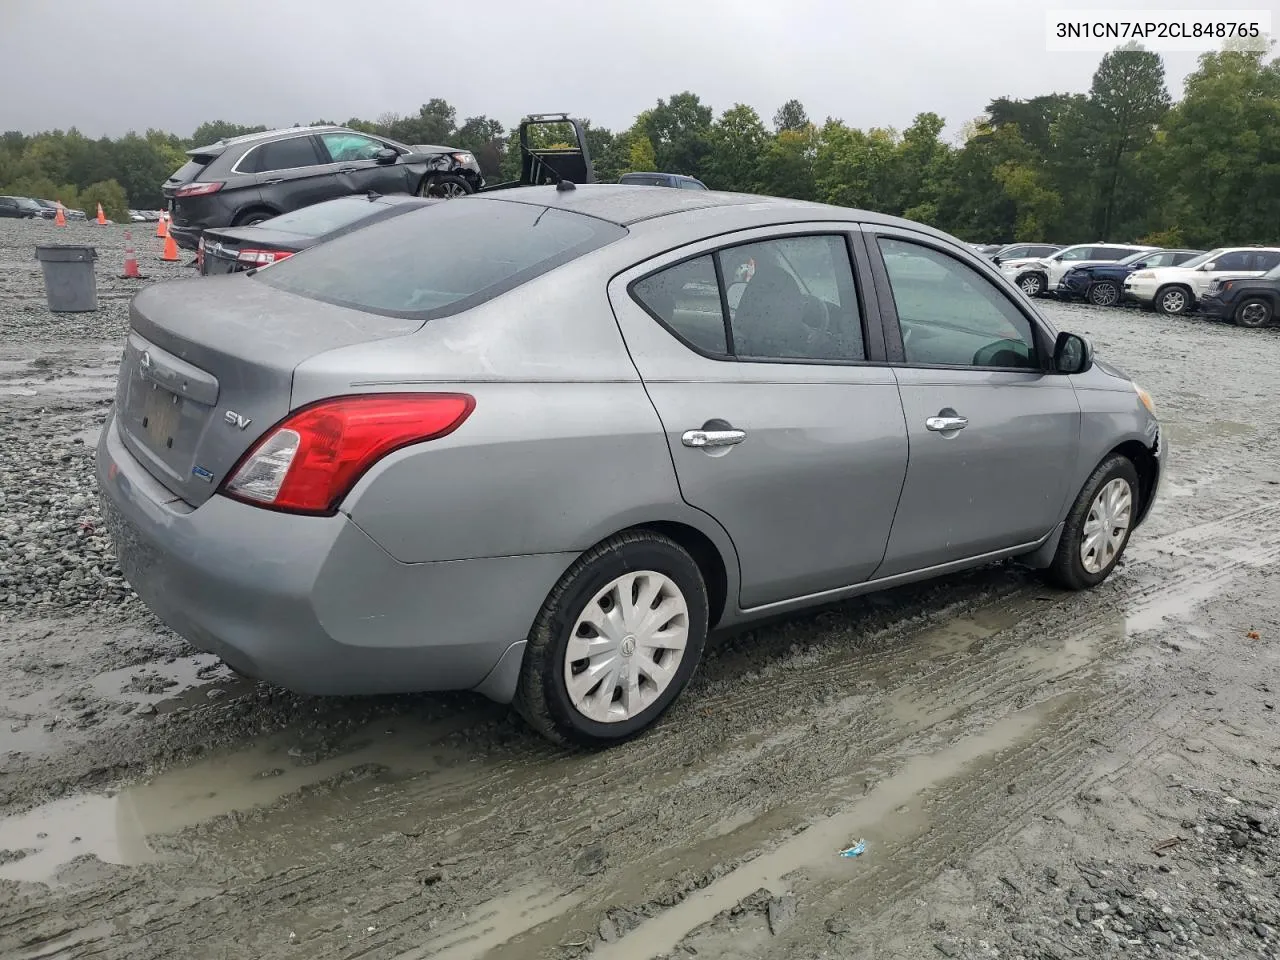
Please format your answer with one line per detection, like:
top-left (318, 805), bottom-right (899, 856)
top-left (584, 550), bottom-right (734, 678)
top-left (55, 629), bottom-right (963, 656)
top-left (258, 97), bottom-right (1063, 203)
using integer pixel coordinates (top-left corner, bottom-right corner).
top-left (0, 215), bottom-right (1278, 960)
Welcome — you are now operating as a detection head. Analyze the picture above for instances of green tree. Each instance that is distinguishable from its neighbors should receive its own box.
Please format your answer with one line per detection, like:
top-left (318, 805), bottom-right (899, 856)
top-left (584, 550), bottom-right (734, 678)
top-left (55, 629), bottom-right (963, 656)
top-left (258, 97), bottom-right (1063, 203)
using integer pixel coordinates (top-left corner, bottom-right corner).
top-left (1158, 47), bottom-right (1280, 246)
top-left (773, 99), bottom-right (809, 133)
top-left (813, 120), bottom-right (899, 212)
top-left (627, 134), bottom-right (657, 173)
top-left (1084, 44), bottom-right (1171, 237)
top-left (189, 121), bottom-right (267, 145)
top-left (704, 104), bottom-right (769, 192)
top-left (895, 112), bottom-right (951, 223)
top-left (81, 179), bottom-right (130, 221)
top-left (640, 92), bottom-right (712, 173)
top-left (758, 125), bottom-right (817, 200)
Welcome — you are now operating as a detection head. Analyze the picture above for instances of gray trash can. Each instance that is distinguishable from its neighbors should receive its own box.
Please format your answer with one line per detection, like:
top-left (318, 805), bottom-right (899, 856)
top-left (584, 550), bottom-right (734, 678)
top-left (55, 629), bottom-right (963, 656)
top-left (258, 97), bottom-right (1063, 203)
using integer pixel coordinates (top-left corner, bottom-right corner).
top-left (35, 244), bottom-right (99, 312)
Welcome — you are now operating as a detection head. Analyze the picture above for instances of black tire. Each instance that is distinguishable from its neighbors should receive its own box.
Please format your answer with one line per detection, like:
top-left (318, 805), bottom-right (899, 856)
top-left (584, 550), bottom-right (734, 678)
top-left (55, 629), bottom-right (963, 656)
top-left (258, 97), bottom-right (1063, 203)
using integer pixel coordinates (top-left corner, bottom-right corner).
top-left (514, 530), bottom-right (709, 747)
top-left (232, 209), bottom-right (273, 227)
top-left (1234, 297), bottom-right (1273, 329)
top-left (1017, 272), bottom-right (1046, 297)
top-left (420, 174), bottom-right (473, 199)
top-left (1045, 454), bottom-right (1140, 591)
top-left (1088, 280), bottom-right (1120, 307)
top-left (1155, 285), bottom-right (1192, 316)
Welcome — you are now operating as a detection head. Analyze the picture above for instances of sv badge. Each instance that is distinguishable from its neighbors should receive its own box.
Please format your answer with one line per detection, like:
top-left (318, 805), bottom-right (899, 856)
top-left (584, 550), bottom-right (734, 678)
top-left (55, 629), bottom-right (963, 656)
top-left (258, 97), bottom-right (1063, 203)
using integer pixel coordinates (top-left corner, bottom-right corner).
top-left (224, 410), bottom-right (252, 430)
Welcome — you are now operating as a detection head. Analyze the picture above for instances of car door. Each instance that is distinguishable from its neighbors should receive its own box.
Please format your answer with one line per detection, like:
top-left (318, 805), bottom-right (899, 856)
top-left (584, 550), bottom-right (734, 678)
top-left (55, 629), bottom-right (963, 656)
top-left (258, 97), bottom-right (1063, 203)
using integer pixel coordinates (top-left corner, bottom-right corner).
top-left (608, 225), bottom-right (908, 610)
top-left (1045, 246), bottom-right (1099, 286)
top-left (246, 134), bottom-right (343, 214)
top-left (317, 132), bottom-right (411, 196)
top-left (865, 229), bottom-right (1080, 577)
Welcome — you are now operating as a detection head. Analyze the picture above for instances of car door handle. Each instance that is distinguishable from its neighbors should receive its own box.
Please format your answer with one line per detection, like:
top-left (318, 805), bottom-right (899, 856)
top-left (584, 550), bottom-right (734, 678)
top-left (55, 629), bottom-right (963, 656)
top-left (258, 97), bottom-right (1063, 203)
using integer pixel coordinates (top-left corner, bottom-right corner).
top-left (260, 178), bottom-right (284, 185)
top-left (682, 429), bottom-right (746, 449)
top-left (925, 416), bottom-right (968, 432)
top-left (338, 166), bottom-right (360, 174)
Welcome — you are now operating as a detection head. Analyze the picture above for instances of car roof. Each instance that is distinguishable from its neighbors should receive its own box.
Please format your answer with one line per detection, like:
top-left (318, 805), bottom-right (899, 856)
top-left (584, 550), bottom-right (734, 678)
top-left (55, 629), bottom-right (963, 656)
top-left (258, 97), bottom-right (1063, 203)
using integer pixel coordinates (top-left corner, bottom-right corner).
top-left (482, 184), bottom-right (953, 236)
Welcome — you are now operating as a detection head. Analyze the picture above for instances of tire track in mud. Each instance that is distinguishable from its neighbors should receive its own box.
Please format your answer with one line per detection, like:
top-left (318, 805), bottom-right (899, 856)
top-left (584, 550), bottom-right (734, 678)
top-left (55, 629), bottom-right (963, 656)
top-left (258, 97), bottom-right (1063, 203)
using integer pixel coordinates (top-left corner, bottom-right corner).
top-left (4, 496), bottom-right (1280, 960)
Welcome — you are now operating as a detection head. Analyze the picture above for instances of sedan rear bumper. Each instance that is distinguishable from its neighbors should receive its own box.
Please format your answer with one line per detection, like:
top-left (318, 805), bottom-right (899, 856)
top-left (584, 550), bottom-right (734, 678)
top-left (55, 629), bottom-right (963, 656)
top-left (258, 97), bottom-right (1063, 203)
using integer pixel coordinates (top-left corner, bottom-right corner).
top-left (97, 412), bottom-right (570, 700)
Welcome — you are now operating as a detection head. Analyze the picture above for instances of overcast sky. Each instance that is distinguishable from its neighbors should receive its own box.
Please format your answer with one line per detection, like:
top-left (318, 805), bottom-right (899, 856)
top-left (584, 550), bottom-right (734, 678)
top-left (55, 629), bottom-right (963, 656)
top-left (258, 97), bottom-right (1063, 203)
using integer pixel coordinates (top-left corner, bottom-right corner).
top-left (1, 0), bottom-right (1275, 141)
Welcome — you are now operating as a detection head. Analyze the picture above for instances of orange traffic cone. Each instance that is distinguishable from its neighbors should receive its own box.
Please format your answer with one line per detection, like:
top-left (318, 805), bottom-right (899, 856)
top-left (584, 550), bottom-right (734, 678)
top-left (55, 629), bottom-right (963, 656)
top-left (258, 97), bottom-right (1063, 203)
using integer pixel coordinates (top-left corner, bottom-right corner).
top-left (54, 202), bottom-right (67, 227)
top-left (161, 231), bottom-right (180, 262)
top-left (96, 203), bottom-right (107, 225)
top-left (121, 231), bottom-right (143, 278)
top-left (156, 212), bottom-right (168, 238)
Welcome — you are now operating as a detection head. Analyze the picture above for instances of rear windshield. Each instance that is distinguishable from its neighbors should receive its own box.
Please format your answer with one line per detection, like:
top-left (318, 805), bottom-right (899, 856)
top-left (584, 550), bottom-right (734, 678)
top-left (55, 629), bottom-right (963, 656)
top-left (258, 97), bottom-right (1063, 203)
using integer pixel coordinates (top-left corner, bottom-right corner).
top-left (257, 196), bottom-right (416, 236)
top-left (168, 156), bottom-right (214, 183)
top-left (255, 198), bottom-right (626, 319)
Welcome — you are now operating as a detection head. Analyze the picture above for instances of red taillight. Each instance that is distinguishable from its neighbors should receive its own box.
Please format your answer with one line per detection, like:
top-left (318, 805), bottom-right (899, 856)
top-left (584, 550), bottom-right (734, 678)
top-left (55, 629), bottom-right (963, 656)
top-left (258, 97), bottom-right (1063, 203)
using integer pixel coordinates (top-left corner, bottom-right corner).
top-left (173, 181), bottom-right (224, 198)
top-left (236, 248), bottom-right (293, 266)
top-left (220, 394), bottom-right (474, 515)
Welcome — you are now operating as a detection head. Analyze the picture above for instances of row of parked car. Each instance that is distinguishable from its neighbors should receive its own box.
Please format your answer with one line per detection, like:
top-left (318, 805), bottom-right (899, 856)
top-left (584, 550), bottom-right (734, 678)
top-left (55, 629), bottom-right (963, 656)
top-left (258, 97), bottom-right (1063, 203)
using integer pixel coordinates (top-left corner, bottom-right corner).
top-left (0, 196), bottom-right (90, 220)
top-left (968, 240), bottom-right (1280, 330)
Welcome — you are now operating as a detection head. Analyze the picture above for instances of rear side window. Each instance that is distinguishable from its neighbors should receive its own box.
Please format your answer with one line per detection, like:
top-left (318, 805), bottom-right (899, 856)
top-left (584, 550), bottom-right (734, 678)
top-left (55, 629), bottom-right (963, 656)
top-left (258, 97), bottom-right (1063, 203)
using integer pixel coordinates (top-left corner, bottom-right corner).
top-left (249, 136), bottom-right (321, 173)
top-left (1094, 246), bottom-right (1131, 260)
top-left (256, 199), bottom-right (626, 319)
top-left (633, 256), bottom-right (727, 354)
top-left (1253, 251), bottom-right (1280, 270)
top-left (677, 179), bottom-right (707, 190)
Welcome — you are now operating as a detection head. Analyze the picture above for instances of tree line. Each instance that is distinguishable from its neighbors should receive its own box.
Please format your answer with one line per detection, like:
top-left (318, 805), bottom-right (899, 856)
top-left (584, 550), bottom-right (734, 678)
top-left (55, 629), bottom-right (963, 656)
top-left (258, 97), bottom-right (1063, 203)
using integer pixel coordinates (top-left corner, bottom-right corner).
top-left (1, 43), bottom-right (1275, 248)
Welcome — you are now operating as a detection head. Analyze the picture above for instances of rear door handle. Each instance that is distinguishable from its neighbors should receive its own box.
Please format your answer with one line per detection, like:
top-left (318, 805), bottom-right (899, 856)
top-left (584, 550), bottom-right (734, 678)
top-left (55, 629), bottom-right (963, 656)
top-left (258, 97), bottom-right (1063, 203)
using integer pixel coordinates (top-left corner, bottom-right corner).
top-left (682, 429), bottom-right (746, 449)
top-left (338, 167), bottom-right (359, 174)
top-left (925, 416), bottom-right (968, 432)
top-left (260, 178), bottom-right (284, 185)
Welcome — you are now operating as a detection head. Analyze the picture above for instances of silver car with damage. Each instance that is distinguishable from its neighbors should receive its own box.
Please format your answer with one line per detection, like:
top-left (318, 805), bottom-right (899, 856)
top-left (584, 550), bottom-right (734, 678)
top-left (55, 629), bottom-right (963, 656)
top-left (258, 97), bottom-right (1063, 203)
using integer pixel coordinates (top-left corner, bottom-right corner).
top-left (98, 185), bottom-right (1164, 746)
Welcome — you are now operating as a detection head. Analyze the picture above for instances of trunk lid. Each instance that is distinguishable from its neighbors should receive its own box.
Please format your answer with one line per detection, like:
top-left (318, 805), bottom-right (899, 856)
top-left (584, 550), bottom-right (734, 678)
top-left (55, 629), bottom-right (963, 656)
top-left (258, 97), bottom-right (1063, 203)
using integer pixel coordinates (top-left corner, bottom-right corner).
top-left (116, 276), bottom-right (424, 505)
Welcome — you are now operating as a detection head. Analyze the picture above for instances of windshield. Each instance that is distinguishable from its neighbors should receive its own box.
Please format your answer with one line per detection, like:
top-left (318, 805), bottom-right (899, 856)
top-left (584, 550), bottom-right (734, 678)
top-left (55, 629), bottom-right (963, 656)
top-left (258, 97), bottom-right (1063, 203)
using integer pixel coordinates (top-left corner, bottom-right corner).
top-left (257, 196), bottom-right (417, 237)
top-left (1176, 249), bottom-right (1225, 269)
top-left (256, 197), bottom-right (626, 319)
top-left (14, 197), bottom-right (42, 211)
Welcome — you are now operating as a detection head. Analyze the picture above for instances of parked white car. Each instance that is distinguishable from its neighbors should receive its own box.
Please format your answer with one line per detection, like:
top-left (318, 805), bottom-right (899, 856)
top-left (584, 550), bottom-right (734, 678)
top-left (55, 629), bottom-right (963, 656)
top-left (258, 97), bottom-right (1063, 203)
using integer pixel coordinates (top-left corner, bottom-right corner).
top-left (1123, 247), bottom-right (1280, 315)
top-left (1000, 243), bottom-right (1156, 297)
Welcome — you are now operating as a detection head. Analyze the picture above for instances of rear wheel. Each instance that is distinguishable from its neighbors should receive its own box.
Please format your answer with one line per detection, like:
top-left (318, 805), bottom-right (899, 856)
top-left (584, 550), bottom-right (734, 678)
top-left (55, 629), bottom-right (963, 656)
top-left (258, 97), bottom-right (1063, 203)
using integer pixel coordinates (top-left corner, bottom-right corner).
top-left (1234, 297), bottom-right (1273, 329)
top-left (419, 174), bottom-right (472, 199)
top-left (1088, 280), bottom-right (1120, 307)
top-left (1155, 285), bottom-right (1191, 316)
top-left (232, 209), bottom-right (273, 227)
top-left (1017, 272), bottom-right (1046, 297)
top-left (1045, 455), bottom-right (1140, 591)
top-left (514, 531), bottom-right (708, 746)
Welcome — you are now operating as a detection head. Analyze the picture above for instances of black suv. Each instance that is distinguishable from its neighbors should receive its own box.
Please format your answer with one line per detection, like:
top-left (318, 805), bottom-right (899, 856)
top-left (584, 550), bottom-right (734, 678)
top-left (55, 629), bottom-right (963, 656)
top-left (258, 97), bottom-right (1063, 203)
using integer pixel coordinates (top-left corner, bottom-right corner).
top-left (162, 126), bottom-right (484, 250)
top-left (0, 196), bottom-right (45, 219)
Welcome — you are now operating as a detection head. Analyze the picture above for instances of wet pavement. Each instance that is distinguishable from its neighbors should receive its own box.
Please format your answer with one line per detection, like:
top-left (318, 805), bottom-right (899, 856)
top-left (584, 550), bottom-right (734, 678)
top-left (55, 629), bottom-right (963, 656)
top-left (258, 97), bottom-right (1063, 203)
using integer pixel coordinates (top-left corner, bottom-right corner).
top-left (1, 218), bottom-right (1279, 959)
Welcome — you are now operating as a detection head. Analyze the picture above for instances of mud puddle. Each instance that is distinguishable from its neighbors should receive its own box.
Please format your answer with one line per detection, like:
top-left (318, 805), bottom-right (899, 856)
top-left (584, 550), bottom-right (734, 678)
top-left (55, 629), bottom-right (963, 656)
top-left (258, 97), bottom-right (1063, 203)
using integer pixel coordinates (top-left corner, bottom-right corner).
top-left (0, 366), bottom-right (117, 398)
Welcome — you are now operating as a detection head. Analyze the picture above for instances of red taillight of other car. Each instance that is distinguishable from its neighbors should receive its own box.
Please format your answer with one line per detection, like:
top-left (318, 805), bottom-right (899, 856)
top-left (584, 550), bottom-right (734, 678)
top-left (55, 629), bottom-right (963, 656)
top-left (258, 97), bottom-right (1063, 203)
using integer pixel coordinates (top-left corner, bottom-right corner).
top-left (236, 248), bottom-right (293, 267)
top-left (221, 394), bottom-right (475, 515)
top-left (173, 181), bottom-right (224, 198)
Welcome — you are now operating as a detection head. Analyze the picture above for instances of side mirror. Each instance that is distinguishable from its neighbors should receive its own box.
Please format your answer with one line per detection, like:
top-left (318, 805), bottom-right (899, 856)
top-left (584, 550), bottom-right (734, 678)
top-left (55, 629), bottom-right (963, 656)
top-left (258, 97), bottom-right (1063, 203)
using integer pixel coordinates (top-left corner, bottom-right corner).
top-left (726, 281), bottom-right (747, 312)
top-left (991, 256), bottom-right (1002, 265)
top-left (1132, 261), bottom-right (1148, 269)
top-left (375, 148), bottom-right (398, 164)
top-left (1054, 331), bottom-right (1093, 375)
top-left (1200, 261), bottom-right (1217, 272)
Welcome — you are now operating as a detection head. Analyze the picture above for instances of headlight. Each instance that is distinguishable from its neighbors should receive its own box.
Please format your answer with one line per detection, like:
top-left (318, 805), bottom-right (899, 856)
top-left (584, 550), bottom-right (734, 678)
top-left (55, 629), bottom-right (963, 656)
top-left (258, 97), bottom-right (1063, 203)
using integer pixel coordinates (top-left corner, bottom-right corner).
top-left (451, 152), bottom-right (475, 165)
top-left (1133, 382), bottom-right (1156, 415)
top-left (1131, 271), bottom-right (1154, 280)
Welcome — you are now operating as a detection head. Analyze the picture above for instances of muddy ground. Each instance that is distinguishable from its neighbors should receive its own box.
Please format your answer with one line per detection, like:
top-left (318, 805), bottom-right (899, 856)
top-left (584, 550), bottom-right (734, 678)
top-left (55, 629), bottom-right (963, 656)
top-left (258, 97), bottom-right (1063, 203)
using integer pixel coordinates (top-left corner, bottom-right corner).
top-left (1, 218), bottom-right (1278, 960)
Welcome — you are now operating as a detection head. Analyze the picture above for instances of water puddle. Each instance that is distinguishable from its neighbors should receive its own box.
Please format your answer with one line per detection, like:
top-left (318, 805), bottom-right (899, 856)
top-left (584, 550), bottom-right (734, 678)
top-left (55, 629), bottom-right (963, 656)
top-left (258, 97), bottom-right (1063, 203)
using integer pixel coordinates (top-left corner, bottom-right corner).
top-left (1167, 419), bottom-right (1254, 444)
top-left (587, 700), bottom-right (1060, 960)
top-left (392, 885), bottom-right (585, 960)
top-left (916, 606), bottom-right (1026, 657)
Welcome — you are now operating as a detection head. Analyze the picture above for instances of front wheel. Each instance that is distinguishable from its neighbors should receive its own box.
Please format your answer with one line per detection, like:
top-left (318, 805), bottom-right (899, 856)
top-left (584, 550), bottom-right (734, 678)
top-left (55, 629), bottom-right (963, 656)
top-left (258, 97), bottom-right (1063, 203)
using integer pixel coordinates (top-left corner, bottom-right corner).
top-left (1088, 280), bottom-right (1120, 307)
top-left (419, 174), bottom-right (472, 199)
top-left (514, 531), bottom-right (709, 746)
top-left (1018, 272), bottom-right (1046, 297)
top-left (1234, 297), bottom-right (1273, 329)
top-left (1045, 455), bottom-right (1140, 591)
top-left (1155, 285), bottom-right (1191, 316)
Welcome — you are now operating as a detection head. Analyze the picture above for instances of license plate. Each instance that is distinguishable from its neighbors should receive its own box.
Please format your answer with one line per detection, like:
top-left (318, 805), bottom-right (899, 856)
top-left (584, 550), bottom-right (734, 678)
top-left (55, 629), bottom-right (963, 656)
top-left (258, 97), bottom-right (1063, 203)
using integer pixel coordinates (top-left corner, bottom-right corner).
top-left (142, 384), bottom-right (183, 448)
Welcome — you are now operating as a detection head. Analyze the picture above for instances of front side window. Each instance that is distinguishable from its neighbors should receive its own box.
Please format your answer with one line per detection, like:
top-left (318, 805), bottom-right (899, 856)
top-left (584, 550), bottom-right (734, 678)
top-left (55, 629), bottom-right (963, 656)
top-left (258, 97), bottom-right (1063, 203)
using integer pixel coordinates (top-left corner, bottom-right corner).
top-left (320, 132), bottom-right (389, 163)
top-left (631, 234), bottom-right (865, 363)
top-left (877, 237), bottom-right (1039, 370)
top-left (251, 137), bottom-right (321, 173)
top-left (1139, 251), bottom-right (1176, 267)
top-left (1211, 251), bottom-right (1252, 271)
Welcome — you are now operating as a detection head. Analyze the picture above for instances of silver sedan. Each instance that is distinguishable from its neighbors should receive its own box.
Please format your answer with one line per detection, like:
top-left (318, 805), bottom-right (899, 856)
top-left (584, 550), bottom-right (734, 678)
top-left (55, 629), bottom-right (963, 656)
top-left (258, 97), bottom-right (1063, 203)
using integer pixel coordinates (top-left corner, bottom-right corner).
top-left (98, 185), bottom-right (1164, 745)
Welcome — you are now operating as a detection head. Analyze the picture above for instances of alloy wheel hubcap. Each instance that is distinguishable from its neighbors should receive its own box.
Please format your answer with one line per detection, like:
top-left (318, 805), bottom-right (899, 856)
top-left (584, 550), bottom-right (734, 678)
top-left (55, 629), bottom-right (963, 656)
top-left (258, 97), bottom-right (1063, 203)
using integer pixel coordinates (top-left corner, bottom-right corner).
top-left (1162, 291), bottom-right (1185, 313)
top-left (564, 571), bottom-right (690, 723)
top-left (1080, 478), bottom-right (1133, 574)
top-left (1241, 303), bottom-right (1268, 325)
top-left (1021, 276), bottom-right (1042, 295)
top-left (1092, 284), bottom-right (1117, 306)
